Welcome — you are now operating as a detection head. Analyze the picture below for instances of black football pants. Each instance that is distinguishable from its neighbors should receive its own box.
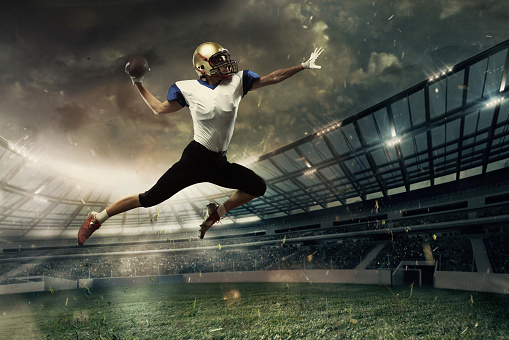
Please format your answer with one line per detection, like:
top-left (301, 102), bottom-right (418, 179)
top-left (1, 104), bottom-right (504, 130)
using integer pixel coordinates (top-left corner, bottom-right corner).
top-left (139, 140), bottom-right (266, 207)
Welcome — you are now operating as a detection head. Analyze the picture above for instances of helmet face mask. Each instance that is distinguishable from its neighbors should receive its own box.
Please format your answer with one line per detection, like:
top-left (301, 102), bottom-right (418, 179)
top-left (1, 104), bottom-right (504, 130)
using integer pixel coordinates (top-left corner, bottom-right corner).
top-left (193, 42), bottom-right (238, 80)
top-left (208, 50), bottom-right (238, 79)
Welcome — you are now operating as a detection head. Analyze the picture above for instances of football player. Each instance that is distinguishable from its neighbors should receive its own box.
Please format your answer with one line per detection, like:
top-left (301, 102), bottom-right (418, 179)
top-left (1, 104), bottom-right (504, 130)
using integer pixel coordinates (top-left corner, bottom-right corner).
top-left (78, 42), bottom-right (323, 246)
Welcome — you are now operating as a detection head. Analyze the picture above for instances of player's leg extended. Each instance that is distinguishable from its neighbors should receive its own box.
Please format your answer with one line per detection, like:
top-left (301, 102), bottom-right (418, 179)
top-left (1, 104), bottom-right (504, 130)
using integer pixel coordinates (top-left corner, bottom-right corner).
top-left (78, 176), bottom-right (189, 246)
top-left (107, 194), bottom-right (142, 216)
top-left (78, 150), bottom-right (204, 245)
top-left (199, 162), bottom-right (266, 239)
top-left (77, 195), bottom-right (142, 246)
top-left (223, 190), bottom-right (258, 212)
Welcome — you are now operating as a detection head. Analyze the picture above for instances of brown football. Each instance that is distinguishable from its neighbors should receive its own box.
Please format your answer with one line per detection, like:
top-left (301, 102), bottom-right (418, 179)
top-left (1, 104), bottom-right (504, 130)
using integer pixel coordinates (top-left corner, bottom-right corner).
top-left (126, 56), bottom-right (149, 78)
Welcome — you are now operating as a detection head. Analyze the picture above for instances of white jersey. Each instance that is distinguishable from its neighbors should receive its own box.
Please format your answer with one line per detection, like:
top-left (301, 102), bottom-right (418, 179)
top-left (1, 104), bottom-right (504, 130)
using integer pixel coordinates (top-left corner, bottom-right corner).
top-left (167, 70), bottom-right (259, 153)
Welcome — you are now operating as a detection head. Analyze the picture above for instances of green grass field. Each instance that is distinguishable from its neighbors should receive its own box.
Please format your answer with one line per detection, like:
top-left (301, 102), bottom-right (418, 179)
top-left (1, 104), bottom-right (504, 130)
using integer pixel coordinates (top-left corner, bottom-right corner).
top-left (1, 283), bottom-right (508, 339)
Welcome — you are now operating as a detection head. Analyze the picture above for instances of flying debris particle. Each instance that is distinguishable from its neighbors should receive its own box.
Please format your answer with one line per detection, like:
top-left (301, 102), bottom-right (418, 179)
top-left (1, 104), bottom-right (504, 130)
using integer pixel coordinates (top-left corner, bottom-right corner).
top-left (486, 35), bottom-right (492, 38)
top-left (223, 289), bottom-right (241, 301)
top-left (210, 328), bottom-right (223, 332)
top-left (388, 14), bottom-right (394, 21)
top-left (65, 298), bottom-right (68, 306)
top-left (60, 90), bottom-right (65, 96)
top-left (150, 277), bottom-right (154, 282)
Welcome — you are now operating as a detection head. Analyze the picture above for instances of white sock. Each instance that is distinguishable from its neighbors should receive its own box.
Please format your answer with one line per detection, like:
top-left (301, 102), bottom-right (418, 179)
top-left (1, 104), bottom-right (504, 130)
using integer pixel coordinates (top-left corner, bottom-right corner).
top-left (95, 209), bottom-right (110, 224)
top-left (217, 204), bottom-right (226, 217)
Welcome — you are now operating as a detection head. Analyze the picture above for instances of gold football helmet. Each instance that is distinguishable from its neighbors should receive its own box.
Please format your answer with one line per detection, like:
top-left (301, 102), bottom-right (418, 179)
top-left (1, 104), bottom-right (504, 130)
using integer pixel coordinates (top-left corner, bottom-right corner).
top-left (193, 42), bottom-right (238, 80)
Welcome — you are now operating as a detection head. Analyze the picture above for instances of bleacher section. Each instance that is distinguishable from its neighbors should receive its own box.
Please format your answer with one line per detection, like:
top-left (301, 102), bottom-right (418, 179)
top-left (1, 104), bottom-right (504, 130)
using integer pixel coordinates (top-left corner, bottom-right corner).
top-left (2, 164), bottom-right (509, 290)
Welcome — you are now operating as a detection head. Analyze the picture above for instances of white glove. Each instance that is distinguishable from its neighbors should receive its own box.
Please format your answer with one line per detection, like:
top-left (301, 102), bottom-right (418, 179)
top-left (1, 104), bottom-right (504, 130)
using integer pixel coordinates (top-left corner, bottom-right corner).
top-left (125, 62), bottom-right (149, 85)
top-left (301, 47), bottom-right (324, 69)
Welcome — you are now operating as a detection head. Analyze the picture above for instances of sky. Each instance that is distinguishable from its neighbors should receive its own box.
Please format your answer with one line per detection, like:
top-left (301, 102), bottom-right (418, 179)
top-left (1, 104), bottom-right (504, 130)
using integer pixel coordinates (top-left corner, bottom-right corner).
top-left (0, 0), bottom-right (508, 189)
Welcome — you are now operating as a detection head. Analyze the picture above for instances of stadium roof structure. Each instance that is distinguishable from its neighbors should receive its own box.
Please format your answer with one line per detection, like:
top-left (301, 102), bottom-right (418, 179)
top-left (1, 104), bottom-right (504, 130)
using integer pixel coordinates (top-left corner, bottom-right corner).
top-left (1, 38), bottom-right (509, 239)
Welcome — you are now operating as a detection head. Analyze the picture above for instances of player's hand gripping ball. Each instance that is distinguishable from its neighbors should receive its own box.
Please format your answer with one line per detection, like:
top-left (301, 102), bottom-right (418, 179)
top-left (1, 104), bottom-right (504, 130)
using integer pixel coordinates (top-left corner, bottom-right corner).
top-left (125, 56), bottom-right (149, 84)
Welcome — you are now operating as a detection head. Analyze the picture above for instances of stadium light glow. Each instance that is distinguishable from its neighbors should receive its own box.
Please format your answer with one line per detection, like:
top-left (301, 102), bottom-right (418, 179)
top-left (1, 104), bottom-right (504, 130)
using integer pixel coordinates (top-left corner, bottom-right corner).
top-left (33, 196), bottom-right (48, 203)
top-left (485, 96), bottom-right (504, 108)
top-left (316, 122), bottom-right (342, 136)
top-left (428, 65), bottom-right (454, 83)
top-left (8, 141), bottom-right (39, 163)
top-left (386, 137), bottom-right (401, 147)
top-left (235, 216), bottom-right (261, 224)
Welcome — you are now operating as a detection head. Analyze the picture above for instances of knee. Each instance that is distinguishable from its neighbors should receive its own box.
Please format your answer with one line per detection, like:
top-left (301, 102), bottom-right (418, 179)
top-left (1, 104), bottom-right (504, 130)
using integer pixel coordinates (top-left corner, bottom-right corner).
top-left (138, 192), bottom-right (162, 208)
top-left (251, 177), bottom-right (267, 197)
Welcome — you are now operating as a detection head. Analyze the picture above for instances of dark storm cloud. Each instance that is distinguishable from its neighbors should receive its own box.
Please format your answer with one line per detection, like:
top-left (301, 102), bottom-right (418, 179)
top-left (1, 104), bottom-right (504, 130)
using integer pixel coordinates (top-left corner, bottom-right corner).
top-left (53, 102), bottom-right (90, 132)
top-left (1, 0), bottom-right (508, 185)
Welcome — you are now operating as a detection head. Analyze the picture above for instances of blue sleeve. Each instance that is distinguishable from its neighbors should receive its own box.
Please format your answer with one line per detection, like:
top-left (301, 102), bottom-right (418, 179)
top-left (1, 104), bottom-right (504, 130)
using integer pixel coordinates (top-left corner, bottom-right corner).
top-left (167, 84), bottom-right (187, 107)
top-left (242, 69), bottom-right (260, 97)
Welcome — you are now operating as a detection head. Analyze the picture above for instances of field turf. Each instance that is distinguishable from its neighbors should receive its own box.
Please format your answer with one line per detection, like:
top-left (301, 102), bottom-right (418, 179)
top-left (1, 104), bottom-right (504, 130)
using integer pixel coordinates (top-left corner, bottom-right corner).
top-left (1, 282), bottom-right (508, 339)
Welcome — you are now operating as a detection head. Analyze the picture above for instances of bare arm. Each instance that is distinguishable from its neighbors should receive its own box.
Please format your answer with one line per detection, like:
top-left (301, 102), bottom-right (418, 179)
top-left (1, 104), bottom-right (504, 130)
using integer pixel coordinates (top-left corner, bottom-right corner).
top-left (134, 83), bottom-right (183, 115)
top-left (251, 64), bottom-right (304, 90)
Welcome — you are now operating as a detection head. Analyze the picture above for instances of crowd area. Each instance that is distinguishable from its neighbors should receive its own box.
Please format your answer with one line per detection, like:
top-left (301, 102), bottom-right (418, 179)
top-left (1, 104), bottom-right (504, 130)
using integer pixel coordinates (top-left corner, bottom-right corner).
top-left (367, 234), bottom-right (475, 271)
top-left (4, 229), bottom-right (507, 284)
top-left (484, 230), bottom-right (509, 274)
top-left (1, 241), bottom-right (372, 282)
top-left (2, 201), bottom-right (509, 283)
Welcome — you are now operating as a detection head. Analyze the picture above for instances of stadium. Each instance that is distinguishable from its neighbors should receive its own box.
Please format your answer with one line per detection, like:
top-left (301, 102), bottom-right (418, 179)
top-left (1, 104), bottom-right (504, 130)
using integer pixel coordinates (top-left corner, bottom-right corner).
top-left (1, 2), bottom-right (509, 339)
